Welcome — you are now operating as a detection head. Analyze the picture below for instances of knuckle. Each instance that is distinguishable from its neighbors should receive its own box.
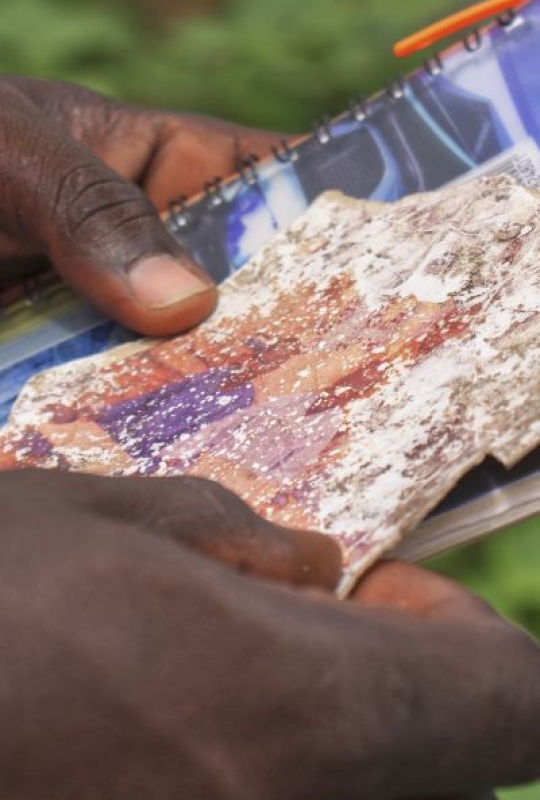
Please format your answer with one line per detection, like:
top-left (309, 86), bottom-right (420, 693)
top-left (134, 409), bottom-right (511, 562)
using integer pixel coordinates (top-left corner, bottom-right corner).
top-left (192, 477), bottom-right (256, 521)
top-left (173, 476), bottom-right (260, 534)
top-left (53, 164), bottom-right (153, 243)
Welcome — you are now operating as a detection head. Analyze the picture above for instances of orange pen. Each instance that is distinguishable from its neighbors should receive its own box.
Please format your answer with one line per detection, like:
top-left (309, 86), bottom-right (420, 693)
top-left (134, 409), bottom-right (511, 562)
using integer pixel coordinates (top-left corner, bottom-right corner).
top-left (394, 0), bottom-right (528, 58)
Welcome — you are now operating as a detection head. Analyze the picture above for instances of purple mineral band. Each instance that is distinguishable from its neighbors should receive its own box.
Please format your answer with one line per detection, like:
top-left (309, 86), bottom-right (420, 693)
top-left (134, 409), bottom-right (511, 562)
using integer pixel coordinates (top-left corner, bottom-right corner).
top-left (98, 367), bottom-right (255, 472)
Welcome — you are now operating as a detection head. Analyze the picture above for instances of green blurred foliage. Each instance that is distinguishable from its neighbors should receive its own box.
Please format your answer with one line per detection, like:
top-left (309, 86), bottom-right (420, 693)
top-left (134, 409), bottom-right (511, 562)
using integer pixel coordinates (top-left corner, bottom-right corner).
top-left (0, 0), bottom-right (138, 95)
top-left (0, 0), bottom-right (464, 130)
top-left (132, 0), bottom-right (462, 130)
top-left (0, 1), bottom-right (538, 792)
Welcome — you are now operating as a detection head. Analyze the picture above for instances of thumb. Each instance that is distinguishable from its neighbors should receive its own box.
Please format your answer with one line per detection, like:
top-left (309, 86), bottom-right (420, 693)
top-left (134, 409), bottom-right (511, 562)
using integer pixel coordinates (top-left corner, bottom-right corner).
top-left (0, 83), bottom-right (216, 336)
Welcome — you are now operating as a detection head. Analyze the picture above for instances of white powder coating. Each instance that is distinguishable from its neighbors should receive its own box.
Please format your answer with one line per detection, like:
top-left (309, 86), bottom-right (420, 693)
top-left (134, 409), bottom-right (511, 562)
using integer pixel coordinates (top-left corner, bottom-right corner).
top-left (4, 175), bottom-right (540, 595)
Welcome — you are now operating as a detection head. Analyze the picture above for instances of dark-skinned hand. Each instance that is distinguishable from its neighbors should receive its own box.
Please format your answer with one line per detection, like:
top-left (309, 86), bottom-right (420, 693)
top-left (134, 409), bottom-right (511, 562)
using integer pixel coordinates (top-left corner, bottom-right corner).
top-left (0, 76), bottom-right (280, 335)
top-left (0, 78), bottom-right (538, 799)
top-left (0, 470), bottom-right (539, 799)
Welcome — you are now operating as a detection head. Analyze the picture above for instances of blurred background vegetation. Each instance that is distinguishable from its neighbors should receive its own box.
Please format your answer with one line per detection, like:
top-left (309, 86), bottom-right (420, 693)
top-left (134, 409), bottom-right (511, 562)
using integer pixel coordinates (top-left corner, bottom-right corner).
top-left (0, 0), bottom-right (538, 794)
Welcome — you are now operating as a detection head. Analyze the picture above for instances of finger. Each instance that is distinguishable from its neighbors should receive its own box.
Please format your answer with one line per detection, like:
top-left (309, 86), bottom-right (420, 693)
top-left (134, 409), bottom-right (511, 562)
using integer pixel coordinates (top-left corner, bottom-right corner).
top-left (63, 471), bottom-right (342, 590)
top-left (0, 83), bottom-right (217, 337)
top-left (351, 560), bottom-right (499, 623)
top-left (131, 115), bottom-right (285, 209)
top-left (2, 78), bottom-right (284, 208)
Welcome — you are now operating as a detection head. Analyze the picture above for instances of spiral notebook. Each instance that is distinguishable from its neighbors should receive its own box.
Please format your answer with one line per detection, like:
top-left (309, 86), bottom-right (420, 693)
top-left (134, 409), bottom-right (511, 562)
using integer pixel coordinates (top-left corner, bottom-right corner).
top-left (2, 0), bottom-right (540, 564)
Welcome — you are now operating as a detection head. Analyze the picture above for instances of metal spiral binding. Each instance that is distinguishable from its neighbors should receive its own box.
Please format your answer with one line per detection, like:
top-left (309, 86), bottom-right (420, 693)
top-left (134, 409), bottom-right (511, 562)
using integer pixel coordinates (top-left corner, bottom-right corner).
top-left (424, 52), bottom-right (444, 77)
top-left (167, 195), bottom-right (190, 233)
top-left (313, 115), bottom-right (332, 144)
top-left (386, 77), bottom-right (406, 101)
top-left (23, 276), bottom-right (42, 305)
top-left (498, 8), bottom-right (517, 27)
top-left (166, 4), bottom-right (521, 232)
top-left (463, 28), bottom-right (482, 51)
top-left (271, 138), bottom-right (299, 163)
top-left (203, 177), bottom-right (226, 207)
top-left (238, 154), bottom-right (260, 186)
top-left (348, 94), bottom-right (369, 122)
top-left (0, 270), bottom-right (57, 309)
top-left (420, 6), bottom-right (518, 79)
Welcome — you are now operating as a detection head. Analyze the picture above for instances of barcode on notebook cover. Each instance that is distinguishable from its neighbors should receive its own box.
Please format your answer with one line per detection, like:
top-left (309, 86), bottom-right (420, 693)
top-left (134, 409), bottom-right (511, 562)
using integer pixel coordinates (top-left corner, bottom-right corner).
top-left (447, 138), bottom-right (540, 190)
